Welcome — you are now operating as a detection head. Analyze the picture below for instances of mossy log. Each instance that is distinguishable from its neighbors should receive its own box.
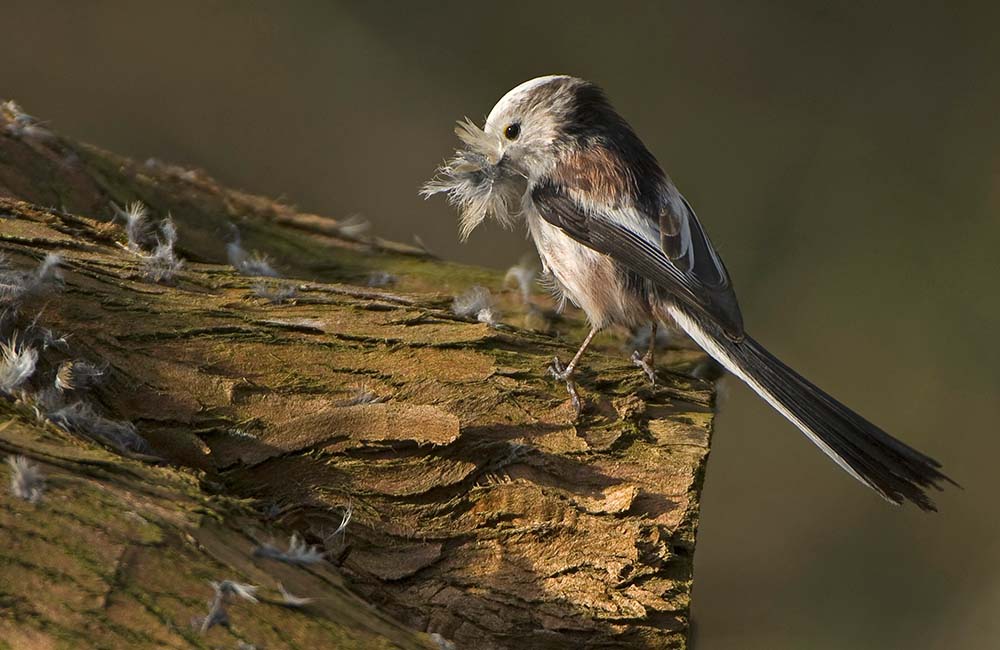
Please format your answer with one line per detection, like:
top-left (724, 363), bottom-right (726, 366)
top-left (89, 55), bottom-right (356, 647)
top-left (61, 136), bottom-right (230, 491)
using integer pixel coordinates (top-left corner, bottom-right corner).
top-left (0, 105), bottom-right (716, 649)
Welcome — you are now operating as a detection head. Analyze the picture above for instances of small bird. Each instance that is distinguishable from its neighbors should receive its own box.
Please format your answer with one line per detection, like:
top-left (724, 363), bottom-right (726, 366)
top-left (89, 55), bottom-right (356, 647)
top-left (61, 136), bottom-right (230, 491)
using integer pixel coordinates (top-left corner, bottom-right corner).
top-left (423, 75), bottom-right (952, 509)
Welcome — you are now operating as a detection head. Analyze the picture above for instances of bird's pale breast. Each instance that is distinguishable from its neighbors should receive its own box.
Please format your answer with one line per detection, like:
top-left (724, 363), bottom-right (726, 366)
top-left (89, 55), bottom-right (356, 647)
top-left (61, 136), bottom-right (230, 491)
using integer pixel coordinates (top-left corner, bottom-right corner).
top-left (526, 202), bottom-right (651, 329)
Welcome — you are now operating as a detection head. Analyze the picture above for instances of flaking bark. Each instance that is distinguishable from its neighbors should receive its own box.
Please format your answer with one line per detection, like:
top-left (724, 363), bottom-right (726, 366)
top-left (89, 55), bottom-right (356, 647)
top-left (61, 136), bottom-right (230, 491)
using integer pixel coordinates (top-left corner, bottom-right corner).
top-left (0, 109), bottom-right (716, 649)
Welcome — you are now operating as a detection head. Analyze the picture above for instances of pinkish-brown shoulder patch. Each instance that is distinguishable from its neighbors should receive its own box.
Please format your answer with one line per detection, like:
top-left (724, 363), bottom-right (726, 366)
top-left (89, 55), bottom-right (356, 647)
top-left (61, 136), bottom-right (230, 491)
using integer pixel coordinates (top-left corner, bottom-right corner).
top-left (554, 146), bottom-right (635, 205)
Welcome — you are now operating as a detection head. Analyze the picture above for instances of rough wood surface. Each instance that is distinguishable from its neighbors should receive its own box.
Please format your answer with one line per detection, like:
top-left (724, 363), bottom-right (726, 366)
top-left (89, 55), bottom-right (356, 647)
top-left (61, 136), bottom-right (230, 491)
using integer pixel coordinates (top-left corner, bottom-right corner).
top-left (0, 410), bottom-right (435, 650)
top-left (0, 103), bottom-right (716, 649)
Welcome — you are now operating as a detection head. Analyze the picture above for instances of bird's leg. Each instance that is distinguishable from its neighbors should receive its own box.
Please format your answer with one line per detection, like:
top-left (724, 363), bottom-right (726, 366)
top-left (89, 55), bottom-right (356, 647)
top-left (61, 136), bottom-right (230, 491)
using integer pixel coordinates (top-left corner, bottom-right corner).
top-left (549, 327), bottom-right (599, 413)
top-left (631, 321), bottom-right (658, 385)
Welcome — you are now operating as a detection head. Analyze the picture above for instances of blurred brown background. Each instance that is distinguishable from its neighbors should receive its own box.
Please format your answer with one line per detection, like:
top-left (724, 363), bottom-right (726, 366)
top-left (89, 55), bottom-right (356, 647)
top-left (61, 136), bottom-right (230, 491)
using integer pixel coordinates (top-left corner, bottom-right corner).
top-left (3, 2), bottom-right (997, 648)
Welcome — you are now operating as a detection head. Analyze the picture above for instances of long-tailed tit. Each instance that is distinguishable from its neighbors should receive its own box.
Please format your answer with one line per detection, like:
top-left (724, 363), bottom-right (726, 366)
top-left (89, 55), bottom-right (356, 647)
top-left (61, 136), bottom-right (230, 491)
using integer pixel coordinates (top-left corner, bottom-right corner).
top-left (423, 75), bottom-right (952, 509)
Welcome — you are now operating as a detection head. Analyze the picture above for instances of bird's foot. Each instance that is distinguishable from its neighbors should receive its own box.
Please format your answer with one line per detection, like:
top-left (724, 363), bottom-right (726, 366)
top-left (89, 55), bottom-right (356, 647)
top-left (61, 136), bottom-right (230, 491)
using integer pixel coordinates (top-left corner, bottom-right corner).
top-left (631, 350), bottom-right (657, 386)
top-left (548, 356), bottom-right (572, 381)
top-left (548, 356), bottom-right (583, 414)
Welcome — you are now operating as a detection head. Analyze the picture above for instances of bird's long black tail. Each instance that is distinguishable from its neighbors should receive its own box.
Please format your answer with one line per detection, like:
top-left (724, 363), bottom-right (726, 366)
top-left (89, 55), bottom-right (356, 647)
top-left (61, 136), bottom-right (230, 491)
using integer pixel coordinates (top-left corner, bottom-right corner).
top-left (665, 305), bottom-right (953, 510)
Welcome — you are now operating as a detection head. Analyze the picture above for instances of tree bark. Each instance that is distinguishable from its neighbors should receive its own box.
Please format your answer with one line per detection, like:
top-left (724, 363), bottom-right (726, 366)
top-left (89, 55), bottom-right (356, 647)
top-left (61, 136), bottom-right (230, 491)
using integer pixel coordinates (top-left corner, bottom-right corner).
top-left (0, 106), bottom-right (716, 649)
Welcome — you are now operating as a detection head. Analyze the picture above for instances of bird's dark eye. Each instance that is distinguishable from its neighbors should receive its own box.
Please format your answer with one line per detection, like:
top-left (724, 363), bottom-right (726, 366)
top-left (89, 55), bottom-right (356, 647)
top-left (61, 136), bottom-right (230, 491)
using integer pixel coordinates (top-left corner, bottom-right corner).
top-left (504, 123), bottom-right (521, 140)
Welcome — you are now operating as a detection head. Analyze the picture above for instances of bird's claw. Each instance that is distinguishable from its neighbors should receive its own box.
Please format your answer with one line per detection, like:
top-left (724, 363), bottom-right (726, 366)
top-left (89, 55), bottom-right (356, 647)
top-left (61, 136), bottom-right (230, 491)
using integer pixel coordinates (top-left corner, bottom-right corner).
top-left (548, 356), bottom-right (569, 381)
top-left (548, 356), bottom-right (583, 414)
top-left (631, 350), bottom-right (657, 386)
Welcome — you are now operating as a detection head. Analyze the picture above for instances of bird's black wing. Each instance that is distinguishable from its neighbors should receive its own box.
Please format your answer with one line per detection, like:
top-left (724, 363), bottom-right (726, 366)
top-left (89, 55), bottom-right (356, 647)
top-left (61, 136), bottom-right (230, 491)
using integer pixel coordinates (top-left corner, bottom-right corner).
top-left (532, 181), bottom-right (745, 339)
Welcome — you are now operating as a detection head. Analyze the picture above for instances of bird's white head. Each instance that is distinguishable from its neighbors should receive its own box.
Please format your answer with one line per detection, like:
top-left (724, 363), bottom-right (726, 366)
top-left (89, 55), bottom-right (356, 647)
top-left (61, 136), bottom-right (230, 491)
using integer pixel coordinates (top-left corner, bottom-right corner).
top-left (422, 75), bottom-right (585, 240)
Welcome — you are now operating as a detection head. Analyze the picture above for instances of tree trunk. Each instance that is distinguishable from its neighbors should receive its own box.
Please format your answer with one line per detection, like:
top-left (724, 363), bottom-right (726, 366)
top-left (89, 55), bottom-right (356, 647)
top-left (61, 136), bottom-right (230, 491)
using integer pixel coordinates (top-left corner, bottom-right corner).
top-left (0, 104), bottom-right (716, 649)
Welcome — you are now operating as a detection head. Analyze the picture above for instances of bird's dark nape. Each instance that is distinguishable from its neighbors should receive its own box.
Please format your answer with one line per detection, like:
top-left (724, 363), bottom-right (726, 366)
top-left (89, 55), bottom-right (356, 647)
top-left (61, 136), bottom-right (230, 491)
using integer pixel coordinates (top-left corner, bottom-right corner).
top-left (670, 307), bottom-right (955, 511)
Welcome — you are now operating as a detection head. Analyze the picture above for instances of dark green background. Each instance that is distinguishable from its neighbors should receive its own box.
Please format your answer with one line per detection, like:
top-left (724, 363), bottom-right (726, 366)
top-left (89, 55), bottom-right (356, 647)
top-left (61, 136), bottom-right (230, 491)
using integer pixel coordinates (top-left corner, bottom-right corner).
top-left (4, 2), bottom-right (997, 648)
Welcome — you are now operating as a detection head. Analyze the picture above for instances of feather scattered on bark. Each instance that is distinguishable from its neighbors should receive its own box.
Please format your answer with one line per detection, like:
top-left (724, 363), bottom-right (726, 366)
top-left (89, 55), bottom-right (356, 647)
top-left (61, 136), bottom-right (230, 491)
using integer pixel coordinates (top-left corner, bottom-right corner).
top-left (112, 201), bottom-right (155, 251)
top-left (336, 215), bottom-right (371, 239)
top-left (477, 306), bottom-right (500, 327)
top-left (227, 230), bottom-right (279, 277)
top-left (452, 286), bottom-right (492, 317)
top-left (1, 100), bottom-right (53, 141)
top-left (251, 281), bottom-right (298, 304)
top-left (109, 202), bottom-right (183, 281)
top-left (194, 580), bottom-right (258, 633)
top-left (0, 254), bottom-right (63, 322)
top-left (277, 583), bottom-right (313, 608)
top-left (365, 271), bottom-right (396, 288)
top-left (215, 580), bottom-right (258, 602)
top-left (504, 259), bottom-right (537, 304)
top-left (322, 501), bottom-right (353, 547)
top-left (47, 401), bottom-right (147, 452)
top-left (7, 455), bottom-right (45, 503)
top-left (54, 360), bottom-right (105, 392)
top-left (139, 218), bottom-right (184, 282)
top-left (253, 532), bottom-right (325, 565)
top-left (0, 334), bottom-right (38, 394)
top-left (24, 320), bottom-right (69, 352)
top-left (452, 286), bottom-right (501, 327)
top-left (336, 386), bottom-right (382, 406)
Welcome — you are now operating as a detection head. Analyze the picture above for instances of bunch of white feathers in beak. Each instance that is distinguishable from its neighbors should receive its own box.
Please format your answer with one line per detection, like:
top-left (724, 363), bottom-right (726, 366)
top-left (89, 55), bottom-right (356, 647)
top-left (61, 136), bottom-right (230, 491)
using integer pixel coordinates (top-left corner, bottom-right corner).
top-left (421, 119), bottom-right (525, 240)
